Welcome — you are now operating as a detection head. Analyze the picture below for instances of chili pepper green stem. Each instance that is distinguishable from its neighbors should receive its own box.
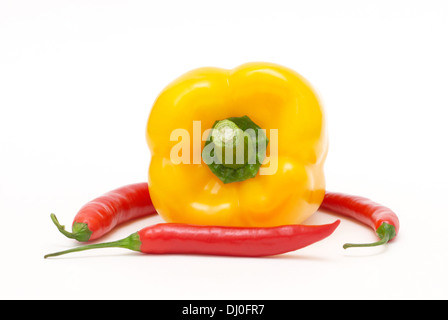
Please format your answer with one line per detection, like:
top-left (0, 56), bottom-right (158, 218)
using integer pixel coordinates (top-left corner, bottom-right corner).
top-left (343, 222), bottom-right (396, 249)
top-left (44, 232), bottom-right (141, 258)
top-left (50, 214), bottom-right (74, 238)
top-left (50, 213), bottom-right (92, 242)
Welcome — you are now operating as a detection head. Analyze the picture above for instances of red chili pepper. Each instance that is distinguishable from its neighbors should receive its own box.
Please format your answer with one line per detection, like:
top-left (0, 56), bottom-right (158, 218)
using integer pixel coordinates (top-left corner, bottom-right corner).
top-left (320, 191), bottom-right (399, 249)
top-left (50, 183), bottom-right (157, 242)
top-left (44, 220), bottom-right (340, 258)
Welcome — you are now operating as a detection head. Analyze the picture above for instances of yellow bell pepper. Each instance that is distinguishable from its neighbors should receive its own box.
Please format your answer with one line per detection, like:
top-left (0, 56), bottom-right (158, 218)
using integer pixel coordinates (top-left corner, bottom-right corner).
top-left (146, 62), bottom-right (328, 227)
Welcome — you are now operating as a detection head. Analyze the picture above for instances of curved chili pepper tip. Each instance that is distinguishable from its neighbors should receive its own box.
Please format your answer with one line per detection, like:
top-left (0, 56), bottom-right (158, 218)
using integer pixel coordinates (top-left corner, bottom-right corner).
top-left (343, 222), bottom-right (396, 249)
top-left (320, 192), bottom-right (400, 250)
top-left (50, 213), bottom-right (92, 242)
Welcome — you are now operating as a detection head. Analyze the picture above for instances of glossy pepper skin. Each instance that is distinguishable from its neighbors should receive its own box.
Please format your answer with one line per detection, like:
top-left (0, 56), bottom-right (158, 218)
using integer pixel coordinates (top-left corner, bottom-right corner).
top-left (146, 62), bottom-right (328, 227)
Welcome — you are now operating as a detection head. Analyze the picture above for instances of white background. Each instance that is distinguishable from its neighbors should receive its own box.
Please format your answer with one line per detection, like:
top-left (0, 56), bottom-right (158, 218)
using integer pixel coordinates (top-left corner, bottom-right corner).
top-left (1, 0), bottom-right (447, 300)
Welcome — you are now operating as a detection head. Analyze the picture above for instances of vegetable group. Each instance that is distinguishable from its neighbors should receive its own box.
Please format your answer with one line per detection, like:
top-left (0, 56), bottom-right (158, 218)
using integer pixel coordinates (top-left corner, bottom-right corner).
top-left (45, 63), bottom-right (400, 259)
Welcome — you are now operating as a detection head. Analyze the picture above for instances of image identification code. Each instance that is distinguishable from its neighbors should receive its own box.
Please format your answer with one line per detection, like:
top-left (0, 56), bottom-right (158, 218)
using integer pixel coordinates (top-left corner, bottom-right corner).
top-left (182, 304), bottom-right (265, 317)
